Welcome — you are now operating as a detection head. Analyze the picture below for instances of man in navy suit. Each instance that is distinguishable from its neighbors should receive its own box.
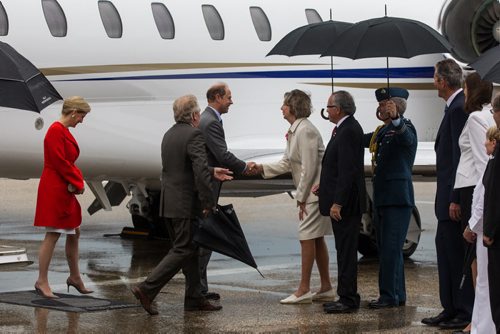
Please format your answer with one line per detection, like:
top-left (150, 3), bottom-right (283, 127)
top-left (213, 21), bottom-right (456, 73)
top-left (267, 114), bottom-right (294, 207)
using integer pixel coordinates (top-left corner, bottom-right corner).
top-left (421, 59), bottom-right (473, 329)
top-left (363, 87), bottom-right (417, 309)
top-left (318, 90), bottom-right (366, 314)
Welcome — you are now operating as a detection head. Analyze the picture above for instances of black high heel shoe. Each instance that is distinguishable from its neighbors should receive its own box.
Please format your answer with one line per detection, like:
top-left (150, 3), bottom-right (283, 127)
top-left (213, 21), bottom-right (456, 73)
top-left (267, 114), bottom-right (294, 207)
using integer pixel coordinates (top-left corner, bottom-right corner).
top-left (34, 283), bottom-right (59, 299)
top-left (66, 278), bottom-right (93, 294)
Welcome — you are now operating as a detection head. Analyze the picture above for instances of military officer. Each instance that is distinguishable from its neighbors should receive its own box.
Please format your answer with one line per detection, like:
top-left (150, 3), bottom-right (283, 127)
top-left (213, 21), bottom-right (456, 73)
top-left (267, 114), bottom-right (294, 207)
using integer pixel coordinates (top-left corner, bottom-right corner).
top-left (363, 87), bottom-right (418, 308)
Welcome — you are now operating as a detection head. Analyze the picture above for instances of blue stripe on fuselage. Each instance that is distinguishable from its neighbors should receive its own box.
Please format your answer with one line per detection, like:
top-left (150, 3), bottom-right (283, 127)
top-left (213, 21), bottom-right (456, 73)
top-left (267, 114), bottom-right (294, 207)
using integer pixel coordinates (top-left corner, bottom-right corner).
top-left (56, 67), bottom-right (434, 81)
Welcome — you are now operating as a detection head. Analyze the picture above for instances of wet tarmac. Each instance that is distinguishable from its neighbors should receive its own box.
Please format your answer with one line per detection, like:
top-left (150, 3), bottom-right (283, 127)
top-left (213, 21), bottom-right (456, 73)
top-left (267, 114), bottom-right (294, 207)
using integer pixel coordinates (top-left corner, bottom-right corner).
top-left (0, 178), bottom-right (455, 333)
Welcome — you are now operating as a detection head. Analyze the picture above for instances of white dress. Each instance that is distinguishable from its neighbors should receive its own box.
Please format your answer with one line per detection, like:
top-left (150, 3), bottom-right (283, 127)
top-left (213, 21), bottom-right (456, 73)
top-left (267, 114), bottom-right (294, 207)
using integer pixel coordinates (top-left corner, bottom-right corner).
top-left (469, 178), bottom-right (496, 334)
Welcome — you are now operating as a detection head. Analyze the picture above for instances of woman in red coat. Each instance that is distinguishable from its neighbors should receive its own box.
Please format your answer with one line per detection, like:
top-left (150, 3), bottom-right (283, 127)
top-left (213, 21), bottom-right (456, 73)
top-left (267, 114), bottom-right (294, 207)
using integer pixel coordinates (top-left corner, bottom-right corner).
top-left (34, 96), bottom-right (93, 298)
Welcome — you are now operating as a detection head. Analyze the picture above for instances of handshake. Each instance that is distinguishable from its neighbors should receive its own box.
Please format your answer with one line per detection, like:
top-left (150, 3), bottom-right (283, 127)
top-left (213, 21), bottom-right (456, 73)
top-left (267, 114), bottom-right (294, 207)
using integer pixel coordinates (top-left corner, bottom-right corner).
top-left (244, 161), bottom-right (263, 176)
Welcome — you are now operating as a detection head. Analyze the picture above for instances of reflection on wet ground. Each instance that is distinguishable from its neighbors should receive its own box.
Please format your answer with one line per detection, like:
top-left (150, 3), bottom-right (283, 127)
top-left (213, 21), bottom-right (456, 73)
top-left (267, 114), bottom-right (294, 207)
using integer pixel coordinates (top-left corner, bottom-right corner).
top-left (0, 179), bottom-right (450, 333)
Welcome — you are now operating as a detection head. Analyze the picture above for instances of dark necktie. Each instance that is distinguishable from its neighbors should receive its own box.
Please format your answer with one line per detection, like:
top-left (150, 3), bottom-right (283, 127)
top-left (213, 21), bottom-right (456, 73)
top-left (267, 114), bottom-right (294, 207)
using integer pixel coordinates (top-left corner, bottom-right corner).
top-left (332, 126), bottom-right (337, 138)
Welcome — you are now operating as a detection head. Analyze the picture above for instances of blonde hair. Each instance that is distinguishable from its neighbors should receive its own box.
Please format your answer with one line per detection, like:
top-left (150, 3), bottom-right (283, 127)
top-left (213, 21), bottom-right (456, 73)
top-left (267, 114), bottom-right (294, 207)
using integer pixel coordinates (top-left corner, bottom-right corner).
top-left (61, 96), bottom-right (91, 115)
top-left (173, 95), bottom-right (200, 123)
top-left (486, 126), bottom-right (500, 142)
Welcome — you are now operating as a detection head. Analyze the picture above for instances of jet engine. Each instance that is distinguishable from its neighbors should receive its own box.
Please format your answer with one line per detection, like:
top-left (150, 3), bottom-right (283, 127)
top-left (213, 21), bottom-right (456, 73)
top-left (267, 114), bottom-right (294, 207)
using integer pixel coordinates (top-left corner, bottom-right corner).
top-left (440, 0), bottom-right (500, 63)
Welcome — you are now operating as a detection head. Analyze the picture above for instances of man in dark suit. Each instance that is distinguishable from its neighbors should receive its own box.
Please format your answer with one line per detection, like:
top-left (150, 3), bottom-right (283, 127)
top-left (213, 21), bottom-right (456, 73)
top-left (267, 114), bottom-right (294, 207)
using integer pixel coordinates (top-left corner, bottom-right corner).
top-left (198, 82), bottom-right (250, 300)
top-left (483, 93), bottom-right (500, 331)
top-left (421, 59), bottom-right (473, 329)
top-left (131, 95), bottom-right (230, 315)
top-left (317, 90), bottom-right (366, 314)
top-left (363, 87), bottom-right (417, 309)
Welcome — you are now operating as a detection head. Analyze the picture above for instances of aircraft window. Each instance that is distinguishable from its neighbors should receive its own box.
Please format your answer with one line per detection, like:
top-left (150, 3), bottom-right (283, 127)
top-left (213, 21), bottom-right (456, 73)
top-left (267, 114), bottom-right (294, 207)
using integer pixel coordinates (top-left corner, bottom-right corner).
top-left (98, 1), bottom-right (122, 38)
top-left (202, 4), bottom-right (224, 40)
top-left (305, 9), bottom-right (323, 24)
top-left (249, 7), bottom-right (271, 41)
top-left (0, 1), bottom-right (8, 36)
top-left (151, 3), bottom-right (175, 39)
top-left (41, 0), bottom-right (67, 37)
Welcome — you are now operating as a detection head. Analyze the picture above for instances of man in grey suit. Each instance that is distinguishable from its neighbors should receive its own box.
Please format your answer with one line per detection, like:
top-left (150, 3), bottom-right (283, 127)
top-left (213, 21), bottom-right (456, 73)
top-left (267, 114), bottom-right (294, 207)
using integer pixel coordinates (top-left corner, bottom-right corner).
top-left (197, 82), bottom-right (250, 300)
top-left (131, 95), bottom-right (231, 315)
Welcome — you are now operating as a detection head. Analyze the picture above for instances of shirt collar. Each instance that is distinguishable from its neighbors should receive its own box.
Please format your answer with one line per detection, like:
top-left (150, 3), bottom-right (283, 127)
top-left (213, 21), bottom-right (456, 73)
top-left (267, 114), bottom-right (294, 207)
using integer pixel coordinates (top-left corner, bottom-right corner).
top-left (208, 106), bottom-right (223, 122)
top-left (289, 118), bottom-right (306, 133)
top-left (446, 88), bottom-right (463, 107)
top-left (335, 114), bottom-right (350, 127)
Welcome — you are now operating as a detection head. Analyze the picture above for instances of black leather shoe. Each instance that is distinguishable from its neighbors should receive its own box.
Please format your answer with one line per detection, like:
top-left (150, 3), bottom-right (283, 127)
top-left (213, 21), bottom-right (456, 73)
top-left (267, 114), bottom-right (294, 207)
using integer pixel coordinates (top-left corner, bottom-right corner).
top-left (184, 300), bottom-right (222, 312)
top-left (399, 300), bottom-right (406, 306)
top-left (439, 318), bottom-right (469, 329)
top-left (368, 299), bottom-right (398, 309)
top-left (324, 301), bottom-right (358, 314)
top-left (421, 312), bottom-right (453, 326)
top-left (203, 292), bottom-right (221, 301)
top-left (323, 301), bottom-right (337, 308)
top-left (131, 286), bottom-right (158, 316)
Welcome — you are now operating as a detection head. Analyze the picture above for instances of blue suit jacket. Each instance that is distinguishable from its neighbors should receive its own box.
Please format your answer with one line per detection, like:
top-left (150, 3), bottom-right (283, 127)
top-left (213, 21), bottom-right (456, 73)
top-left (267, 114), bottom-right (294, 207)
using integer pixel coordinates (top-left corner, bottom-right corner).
top-left (363, 118), bottom-right (417, 207)
top-left (434, 91), bottom-right (468, 221)
top-left (319, 116), bottom-right (366, 217)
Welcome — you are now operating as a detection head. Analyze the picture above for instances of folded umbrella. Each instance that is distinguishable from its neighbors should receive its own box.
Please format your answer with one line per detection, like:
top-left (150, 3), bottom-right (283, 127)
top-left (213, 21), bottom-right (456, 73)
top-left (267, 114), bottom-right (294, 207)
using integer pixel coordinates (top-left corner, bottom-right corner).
top-left (194, 204), bottom-right (263, 277)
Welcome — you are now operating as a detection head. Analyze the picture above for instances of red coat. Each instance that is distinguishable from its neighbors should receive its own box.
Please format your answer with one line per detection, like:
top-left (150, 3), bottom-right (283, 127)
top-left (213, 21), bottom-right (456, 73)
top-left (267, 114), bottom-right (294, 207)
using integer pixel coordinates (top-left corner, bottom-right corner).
top-left (34, 122), bottom-right (84, 229)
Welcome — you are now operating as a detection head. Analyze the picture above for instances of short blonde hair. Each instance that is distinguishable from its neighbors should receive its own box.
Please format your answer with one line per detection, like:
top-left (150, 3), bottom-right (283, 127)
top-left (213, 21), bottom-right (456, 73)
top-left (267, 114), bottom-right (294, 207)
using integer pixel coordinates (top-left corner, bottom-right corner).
top-left (486, 126), bottom-right (500, 142)
top-left (62, 96), bottom-right (91, 115)
top-left (173, 94), bottom-right (200, 123)
top-left (284, 89), bottom-right (312, 118)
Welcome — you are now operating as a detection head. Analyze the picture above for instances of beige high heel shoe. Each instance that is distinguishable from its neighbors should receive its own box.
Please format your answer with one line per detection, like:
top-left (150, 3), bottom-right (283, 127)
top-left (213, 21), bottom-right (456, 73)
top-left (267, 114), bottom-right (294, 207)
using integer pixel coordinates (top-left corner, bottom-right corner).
top-left (66, 278), bottom-right (94, 294)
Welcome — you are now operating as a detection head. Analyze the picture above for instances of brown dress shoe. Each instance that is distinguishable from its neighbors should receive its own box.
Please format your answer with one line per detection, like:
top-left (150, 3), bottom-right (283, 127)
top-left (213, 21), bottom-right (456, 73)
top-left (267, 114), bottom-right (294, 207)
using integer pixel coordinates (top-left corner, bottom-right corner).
top-left (185, 300), bottom-right (222, 312)
top-left (131, 286), bottom-right (158, 315)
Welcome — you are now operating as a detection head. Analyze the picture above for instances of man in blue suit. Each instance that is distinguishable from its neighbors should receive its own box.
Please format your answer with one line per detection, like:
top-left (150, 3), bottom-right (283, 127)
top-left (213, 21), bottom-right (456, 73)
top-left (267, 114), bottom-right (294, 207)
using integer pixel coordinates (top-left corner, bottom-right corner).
top-left (422, 59), bottom-right (473, 330)
top-left (363, 87), bottom-right (417, 309)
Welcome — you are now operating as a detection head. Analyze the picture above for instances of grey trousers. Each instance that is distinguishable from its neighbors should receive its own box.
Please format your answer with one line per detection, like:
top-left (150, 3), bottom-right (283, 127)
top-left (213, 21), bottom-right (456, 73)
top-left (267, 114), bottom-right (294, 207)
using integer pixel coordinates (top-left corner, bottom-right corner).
top-left (139, 218), bottom-right (204, 307)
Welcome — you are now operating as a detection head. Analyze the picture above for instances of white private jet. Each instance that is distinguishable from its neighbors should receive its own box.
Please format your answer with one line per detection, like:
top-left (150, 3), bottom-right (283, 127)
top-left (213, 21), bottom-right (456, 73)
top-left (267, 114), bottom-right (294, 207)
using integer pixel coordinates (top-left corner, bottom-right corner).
top-left (0, 0), bottom-right (498, 259)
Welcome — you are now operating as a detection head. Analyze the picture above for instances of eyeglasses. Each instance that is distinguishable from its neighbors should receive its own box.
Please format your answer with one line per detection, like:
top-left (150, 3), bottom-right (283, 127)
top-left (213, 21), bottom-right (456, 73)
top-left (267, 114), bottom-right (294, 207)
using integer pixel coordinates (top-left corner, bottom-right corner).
top-left (326, 105), bottom-right (337, 109)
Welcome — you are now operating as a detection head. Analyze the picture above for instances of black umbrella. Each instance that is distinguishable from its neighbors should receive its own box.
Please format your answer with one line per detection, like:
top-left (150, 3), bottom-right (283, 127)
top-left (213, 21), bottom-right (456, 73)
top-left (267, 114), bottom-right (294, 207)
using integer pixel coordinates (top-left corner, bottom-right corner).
top-left (267, 18), bottom-right (353, 93)
top-left (267, 20), bottom-right (353, 56)
top-left (194, 204), bottom-right (263, 277)
top-left (469, 44), bottom-right (500, 84)
top-left (322, 12), bottom-right (452, 87)
top-left (0, 41), bottom-right (62, 113)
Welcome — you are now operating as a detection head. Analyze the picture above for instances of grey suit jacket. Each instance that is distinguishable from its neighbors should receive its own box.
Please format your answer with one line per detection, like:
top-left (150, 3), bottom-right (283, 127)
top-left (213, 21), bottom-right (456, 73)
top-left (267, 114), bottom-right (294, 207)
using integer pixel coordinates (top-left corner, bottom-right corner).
top-left (159, 122), bottom-right (214, 218)
top-left (199, 107), bottom-right (246, 174)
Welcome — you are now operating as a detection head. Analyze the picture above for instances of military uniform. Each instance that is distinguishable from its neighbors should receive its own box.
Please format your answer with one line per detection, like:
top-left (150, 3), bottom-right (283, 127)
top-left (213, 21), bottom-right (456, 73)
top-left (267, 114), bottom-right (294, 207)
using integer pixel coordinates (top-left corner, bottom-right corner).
top-left (363, 87), bottom-right (417, 306)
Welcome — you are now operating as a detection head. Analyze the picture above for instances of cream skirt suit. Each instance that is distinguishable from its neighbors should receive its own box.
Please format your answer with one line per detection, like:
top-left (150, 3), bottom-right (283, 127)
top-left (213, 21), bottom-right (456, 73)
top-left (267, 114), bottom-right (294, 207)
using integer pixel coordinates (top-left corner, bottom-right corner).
top-left (262, 118), bottom-right (332, 240)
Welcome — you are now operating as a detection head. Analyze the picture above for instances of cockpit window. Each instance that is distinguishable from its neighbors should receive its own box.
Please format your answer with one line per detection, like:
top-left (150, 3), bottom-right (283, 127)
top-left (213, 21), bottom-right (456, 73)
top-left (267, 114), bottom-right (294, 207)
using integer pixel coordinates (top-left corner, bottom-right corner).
top-left (0, 2), bottom-right (9, 36)
top-left (42, 0), bottom-right (67, 37)
top-left (202, 4), bottom-right (224, 40)
top-left (98, 1), bottom-right (122, 38)
top-left (250, 6), bottom-right (271, 41)
top-left (151, 2), bottom-right (175, 39)
top-left (305, 9), bottom-right (323, 24)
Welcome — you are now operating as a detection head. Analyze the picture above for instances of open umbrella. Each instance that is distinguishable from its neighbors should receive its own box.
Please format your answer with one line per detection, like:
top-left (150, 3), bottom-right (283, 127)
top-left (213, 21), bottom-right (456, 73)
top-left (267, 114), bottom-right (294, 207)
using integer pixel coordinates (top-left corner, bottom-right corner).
top-left (267, 18), bottom-right (353, 93)
top-left (194, 204), bottom-right (263, 277)
top-left (469, 44), bottom-right (500, 84)
top-left (0, 41), bottom-right (62, 113)
top-left (322, 10), bottom-right (452, 87)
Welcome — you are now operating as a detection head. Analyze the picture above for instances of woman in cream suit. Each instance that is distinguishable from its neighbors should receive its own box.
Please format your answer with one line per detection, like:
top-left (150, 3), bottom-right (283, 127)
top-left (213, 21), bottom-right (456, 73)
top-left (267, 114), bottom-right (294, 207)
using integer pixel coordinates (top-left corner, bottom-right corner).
top-left (254, 90), bottom-right (333, 304)
top-left (465, 126), bottom-right (499, 334)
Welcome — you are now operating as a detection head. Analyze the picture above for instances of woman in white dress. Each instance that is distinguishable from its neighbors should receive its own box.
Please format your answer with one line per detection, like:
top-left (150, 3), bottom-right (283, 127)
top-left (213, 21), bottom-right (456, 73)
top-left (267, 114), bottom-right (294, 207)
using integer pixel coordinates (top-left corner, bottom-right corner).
top-left (463, 126), bottom-right (499, 334)
top-left (253, 90), bottom-right (333, 304)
